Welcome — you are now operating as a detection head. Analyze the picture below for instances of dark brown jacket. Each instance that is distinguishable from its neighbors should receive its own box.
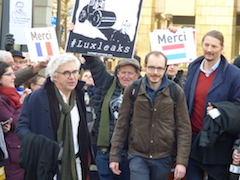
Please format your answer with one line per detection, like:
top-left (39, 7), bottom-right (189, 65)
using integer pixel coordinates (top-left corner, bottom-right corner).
top-left (110, 78), bottom-right (191, 167)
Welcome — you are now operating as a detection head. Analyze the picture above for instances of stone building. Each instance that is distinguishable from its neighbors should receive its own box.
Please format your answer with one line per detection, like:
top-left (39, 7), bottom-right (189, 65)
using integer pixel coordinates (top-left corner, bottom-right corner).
top-left (1, 0), bottom-right (240, 64)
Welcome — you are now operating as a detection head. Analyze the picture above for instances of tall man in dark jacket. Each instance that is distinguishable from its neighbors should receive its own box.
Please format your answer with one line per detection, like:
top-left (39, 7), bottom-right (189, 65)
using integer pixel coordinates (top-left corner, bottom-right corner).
top-left (82, 56), bottom-right (140, 180)
top-left (109, 51), bottom-right (191, 180)
top-left (184, 30), bottom-right (240, 180)
top-left (16, 54), bottom-right (92, 180)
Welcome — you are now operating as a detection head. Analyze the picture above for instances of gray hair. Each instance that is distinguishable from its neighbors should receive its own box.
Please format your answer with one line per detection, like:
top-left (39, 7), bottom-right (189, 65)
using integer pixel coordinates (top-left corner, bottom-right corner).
top-left (46, 53), bottom-right (80, 81)
top-left (0, 50), bottom-right (12, 62)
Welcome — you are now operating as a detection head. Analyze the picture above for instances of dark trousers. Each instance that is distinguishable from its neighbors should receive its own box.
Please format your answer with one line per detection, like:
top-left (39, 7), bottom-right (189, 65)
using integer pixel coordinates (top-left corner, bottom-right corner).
top-left (128, 153), bottom-right (174, 180)
top-left (95, 148), bottom-right (130, 180)
top-left (186, 135), bottom-right (230, 180)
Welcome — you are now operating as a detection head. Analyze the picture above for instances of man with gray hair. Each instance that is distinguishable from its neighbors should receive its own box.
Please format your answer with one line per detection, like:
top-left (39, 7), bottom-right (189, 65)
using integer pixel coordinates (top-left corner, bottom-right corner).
top-left (0, 50), bottom-right (48, 87)
top-left (16, 53), bottom-right (92, 180)
top-left (81, 55), bottom-right (141, 180)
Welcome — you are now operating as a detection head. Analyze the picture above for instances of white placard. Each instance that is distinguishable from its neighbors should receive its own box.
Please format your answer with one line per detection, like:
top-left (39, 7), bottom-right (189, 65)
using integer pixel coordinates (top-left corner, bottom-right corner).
top-left (9, 0), bottom-right (32, 44)
top-left (150, 28), bottom-right (196, 65)
top-left (25, 27), bottom-right (60, 62)
top-left (65, 0), bottom-right (143, 59)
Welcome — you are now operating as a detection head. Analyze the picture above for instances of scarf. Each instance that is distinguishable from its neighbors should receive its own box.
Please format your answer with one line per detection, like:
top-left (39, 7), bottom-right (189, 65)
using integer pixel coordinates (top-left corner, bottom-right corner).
top-left (97, 78), bottom-right (117, 147)
top-left (0, 86), bottom-right (21, 109)
top-left (54, 86), bottom-right (78, 180)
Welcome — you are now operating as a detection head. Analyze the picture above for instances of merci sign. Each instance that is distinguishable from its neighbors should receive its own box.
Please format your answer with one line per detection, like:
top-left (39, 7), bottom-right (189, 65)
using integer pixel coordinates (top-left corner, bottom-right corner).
top-left (149, 28), bottom-right (196, 65)
top-left (25, 27), bottom-right (60, 62)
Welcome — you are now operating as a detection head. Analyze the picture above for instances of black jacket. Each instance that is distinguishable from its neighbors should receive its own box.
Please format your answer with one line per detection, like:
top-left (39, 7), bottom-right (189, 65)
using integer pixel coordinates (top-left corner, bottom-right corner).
top-left (168, 69), bottom-right (185, 88)
top-left (17, 77), bottom-right (92, 180)
top-left (191, 101), bottom-right (240, 165)
top-left (19, 132), bottom-right (60, 180)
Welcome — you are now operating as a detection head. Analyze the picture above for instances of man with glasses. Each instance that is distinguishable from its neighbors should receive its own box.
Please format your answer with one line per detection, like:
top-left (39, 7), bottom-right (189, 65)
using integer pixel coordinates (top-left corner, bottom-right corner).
top-left (0, 50), bottom-right (49, 87)
top-left (16, 53), bottom-right (92, 180)
top-left (109, 51), bottom-right (191, 180)
top-left (10, 50), bottom-right (27, 72)
top-left (10, 50), bottom-right (28, 94)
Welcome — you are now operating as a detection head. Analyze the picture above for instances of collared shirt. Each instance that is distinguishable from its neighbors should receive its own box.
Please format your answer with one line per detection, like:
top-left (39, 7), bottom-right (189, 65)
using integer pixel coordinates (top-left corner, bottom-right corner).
top-left (200, 58), bottom-right (221, 77)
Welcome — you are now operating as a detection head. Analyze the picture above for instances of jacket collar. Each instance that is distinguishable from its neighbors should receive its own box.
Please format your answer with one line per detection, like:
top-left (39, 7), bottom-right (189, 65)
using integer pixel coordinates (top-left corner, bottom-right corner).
top-left (143, 74), bottom-right (169, 92)
top-left (191, 54), bottom-right (229, 75)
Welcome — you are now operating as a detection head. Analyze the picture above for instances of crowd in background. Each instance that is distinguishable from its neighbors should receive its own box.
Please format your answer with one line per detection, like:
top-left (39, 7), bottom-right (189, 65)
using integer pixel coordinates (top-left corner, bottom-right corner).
top-left (0, 27), bottom-right (239, 180)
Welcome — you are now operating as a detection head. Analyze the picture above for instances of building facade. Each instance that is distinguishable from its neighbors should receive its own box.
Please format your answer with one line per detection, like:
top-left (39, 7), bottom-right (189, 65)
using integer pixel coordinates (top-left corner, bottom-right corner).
top-left (138, 0), bottom-right (240, 63)
top-left (1, 0), bottom-right (240, 63)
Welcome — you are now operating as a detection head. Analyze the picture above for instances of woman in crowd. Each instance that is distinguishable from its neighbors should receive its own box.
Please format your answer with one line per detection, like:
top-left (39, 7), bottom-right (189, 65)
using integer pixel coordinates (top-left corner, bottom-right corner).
top-left (24, 74), bottom-right (46, 91)
top-left (79, 69), bottom-right (95, 132)
top-left (0, 61), bottom-right (30, 180)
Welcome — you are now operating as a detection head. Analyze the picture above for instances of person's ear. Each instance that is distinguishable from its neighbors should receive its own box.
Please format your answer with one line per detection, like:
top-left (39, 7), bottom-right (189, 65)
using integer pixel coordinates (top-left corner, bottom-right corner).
top-left (116, 71), bottom-right (120, 78)
top-left (221, 45), bottom-right (224, 52)
top-left (52, 75), bottom-right (58, 82)
top-left (144, 64), bottom-right (147, 71)
top-left (30, 83), bottom-right (35, 90)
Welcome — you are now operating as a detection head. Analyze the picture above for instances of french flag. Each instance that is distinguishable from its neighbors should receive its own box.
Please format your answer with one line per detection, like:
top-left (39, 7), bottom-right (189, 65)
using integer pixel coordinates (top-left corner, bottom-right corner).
top-left (35, 42), bottom-right (53, 57)
top-left (162, 43), bottom-right (186, 60)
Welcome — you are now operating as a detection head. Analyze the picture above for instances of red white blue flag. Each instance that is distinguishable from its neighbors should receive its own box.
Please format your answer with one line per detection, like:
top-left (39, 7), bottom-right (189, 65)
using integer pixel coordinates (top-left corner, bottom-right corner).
top-left (25, 27), bottom-right (60, 62)
top-left (149, 28), bottom-right (196, 64)
top-left (35, 42), bottom-right (53, 57)
top-left (162, 43), bottom-right (186, 60)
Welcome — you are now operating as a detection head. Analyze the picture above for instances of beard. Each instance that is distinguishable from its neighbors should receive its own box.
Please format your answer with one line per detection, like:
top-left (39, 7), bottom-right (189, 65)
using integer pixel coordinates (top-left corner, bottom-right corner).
top-left (204, 53), bottom-right (214, 62)
top-left (205, 58), bottom-right (214, 62)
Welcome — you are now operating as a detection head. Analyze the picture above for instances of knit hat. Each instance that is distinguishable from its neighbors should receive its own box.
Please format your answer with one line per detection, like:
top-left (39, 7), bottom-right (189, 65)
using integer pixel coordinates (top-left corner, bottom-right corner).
top-left (117, 58), bottom-right (140, 72)
top-left (233, 56), bottom-right (240, 68)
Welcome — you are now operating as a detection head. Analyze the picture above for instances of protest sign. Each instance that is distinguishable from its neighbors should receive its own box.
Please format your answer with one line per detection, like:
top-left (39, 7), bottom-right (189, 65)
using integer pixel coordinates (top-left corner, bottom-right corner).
top-left (9, 0), bottom-right (32, 44)
top-left (150, 28), bottom-right (196, 64)
top-left (25, 27), bottom-right (60, 61)
top-left (65, 0), bottom-right (143, 59)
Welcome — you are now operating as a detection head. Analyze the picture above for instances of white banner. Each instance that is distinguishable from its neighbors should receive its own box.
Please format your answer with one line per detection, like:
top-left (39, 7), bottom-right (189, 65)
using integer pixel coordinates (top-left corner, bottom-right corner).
top-left (9, 0), bottom-right (32, 44)
top-left (150, 28), bottom-right (196, 65)
top-left (25, 27), bottom-right (60, 62)
top-left (65, 0), bottom-right (143, 59)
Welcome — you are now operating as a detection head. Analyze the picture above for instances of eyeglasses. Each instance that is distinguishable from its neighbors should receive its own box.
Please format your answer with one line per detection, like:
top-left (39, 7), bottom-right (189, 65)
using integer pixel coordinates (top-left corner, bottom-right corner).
top-left (34, 83), bottom-right (43, 86)
top-left (3, 72), bottom-right (15, 77)
top-left (14, 59), bottom-right (26, 64)
top-left (56, 70), bottom-right (79, 78)
top-left (147, 66), bottom-right (165, 72)
top-left (168, 64), bottom-right (179, 67)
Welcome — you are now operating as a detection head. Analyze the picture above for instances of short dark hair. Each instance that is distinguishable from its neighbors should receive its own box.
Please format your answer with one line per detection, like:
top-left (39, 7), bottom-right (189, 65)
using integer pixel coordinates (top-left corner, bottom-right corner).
top-left (202, 30), bottom-right (224, 46)
top-left (0, 61), bottom-right (10, 79)
top-left (24, 74), bottom-right (46, 89)
top-left (144, 51), bottom-right (168, 66)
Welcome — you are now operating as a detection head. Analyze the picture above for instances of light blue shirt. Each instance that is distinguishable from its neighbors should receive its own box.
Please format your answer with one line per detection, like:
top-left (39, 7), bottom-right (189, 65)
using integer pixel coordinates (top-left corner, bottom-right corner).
top-left (200, 58), bottom-right (221, 77)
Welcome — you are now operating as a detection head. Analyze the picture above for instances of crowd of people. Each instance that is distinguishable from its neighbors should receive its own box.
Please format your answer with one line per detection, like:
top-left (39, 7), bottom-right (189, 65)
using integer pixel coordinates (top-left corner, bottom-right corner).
top-left (0, 26), bottom-right (239, 180)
